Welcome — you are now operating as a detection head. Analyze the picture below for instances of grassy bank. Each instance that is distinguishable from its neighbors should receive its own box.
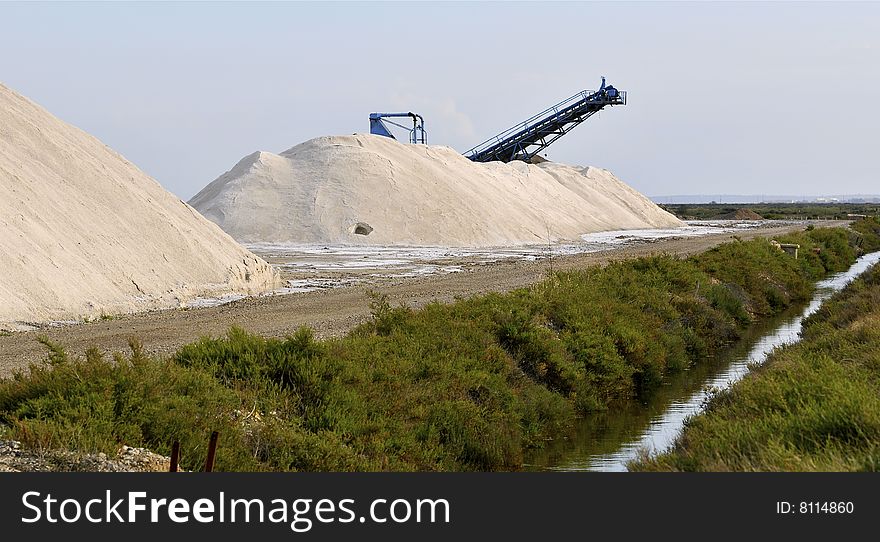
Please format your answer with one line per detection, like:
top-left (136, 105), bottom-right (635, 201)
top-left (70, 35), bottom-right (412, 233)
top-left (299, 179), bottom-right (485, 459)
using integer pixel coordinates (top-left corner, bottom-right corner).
top-left (2, 221), bottom-right (878, 471)
top-left (633, 258), bottom-right (880, 471)
top-left (660, 202), bottom-right (879, 221)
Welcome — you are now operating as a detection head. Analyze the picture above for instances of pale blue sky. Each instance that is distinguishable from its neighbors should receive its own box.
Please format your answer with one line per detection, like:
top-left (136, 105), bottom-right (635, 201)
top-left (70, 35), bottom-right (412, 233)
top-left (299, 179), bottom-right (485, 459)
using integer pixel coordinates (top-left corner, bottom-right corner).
top-left (2, 1), bottom-right (878, 199)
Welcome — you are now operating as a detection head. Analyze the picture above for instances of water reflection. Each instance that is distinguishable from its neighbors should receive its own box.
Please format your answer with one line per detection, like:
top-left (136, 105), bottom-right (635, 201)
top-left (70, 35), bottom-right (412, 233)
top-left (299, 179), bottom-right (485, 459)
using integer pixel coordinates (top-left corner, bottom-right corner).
top-left (525, 251), bottom-right (880, 472)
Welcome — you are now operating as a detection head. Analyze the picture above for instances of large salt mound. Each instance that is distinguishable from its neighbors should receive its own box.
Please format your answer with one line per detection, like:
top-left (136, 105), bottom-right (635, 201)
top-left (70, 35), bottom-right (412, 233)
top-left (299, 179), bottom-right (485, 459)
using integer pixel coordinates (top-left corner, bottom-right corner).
top-left (190, 134), bottom-right (683, 246)
top-left (0, 83), bottom-right (279, 328)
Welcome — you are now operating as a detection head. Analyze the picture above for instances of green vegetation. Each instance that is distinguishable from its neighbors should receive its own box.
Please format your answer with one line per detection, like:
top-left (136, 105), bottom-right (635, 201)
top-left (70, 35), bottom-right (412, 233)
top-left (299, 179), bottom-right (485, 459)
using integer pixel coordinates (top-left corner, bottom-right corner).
top-left (2, 221), bottom-right (878, 471)
top-left (851, 216), bottom-right (880, 252)
top-left (80, 312), bottom-right (116, 324)
top-left (661, 202), bottom-right (879, 221)
top-left (633, 260), bottom-right (880, 471)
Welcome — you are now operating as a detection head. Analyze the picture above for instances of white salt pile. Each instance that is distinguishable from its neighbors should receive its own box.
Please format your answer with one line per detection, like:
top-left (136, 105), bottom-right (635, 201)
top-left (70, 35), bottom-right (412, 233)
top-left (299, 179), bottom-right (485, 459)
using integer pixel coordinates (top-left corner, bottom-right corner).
top-left (189, 134), bottom-right (682, 247)
top-left (0, 83), bottom-right (279, 329)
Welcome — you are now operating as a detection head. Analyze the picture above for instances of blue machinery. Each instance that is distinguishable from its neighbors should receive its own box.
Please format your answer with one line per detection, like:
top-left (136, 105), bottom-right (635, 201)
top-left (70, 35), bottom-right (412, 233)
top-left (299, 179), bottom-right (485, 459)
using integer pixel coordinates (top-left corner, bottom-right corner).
top-left (463, 78), bottom-right (626, 163)
top-left (369, 112), bottom-right (427, 144)
top-left (370, 78), bottom-right (625, 163)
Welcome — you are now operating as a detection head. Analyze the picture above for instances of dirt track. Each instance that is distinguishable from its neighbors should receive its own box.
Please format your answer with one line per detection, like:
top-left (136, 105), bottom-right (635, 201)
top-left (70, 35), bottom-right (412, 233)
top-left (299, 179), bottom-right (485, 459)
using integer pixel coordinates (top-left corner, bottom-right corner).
top-left (0, 223), bottom-right (817, 376)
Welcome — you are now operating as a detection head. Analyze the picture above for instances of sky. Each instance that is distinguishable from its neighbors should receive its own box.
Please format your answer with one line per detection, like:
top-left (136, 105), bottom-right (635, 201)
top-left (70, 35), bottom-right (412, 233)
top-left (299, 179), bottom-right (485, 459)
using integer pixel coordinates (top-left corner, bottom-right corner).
top-left (1, 1), bottom-right (878, 200)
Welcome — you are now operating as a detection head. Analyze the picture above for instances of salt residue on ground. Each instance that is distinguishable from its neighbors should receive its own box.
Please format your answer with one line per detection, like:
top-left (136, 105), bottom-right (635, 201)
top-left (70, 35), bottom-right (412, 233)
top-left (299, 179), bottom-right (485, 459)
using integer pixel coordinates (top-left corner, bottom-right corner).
top-left (189, 134), bottom-right (683, 247)
top-left (0, 82), bottom-right (279, 329)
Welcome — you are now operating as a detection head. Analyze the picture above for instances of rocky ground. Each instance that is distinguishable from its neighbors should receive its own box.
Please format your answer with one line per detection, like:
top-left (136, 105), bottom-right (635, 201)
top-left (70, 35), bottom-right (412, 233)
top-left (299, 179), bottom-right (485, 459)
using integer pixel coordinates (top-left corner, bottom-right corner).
top-left (0, 440), bottom-right (170, 472)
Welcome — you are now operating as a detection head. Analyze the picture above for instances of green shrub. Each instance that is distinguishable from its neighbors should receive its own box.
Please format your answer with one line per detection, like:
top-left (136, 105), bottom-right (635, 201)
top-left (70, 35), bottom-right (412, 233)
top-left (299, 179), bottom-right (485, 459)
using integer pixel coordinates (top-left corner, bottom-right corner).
top-left (634, 262), bottom-right (880, 472)
top-left (851, 217), bottom-right (880, 252)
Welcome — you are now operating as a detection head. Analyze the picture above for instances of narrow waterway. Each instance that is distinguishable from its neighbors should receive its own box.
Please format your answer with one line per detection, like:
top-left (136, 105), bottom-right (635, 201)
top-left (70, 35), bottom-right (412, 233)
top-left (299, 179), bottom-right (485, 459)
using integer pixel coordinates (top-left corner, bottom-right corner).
top-left (525, 251), bottom-right (880, 472)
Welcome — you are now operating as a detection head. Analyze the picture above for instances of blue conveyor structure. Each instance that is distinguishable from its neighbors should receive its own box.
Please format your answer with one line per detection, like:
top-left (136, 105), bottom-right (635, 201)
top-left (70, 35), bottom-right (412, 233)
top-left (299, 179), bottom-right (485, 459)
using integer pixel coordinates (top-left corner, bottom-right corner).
top-left (463, 78), bottom-right (626, 163)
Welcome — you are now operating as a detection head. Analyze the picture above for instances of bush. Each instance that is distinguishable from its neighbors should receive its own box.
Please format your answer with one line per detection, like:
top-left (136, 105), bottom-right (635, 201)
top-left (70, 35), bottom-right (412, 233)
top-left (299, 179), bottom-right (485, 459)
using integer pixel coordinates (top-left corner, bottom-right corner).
top-left (851, 217), bottom-right (880, 252)
top-left (634, 262), bottom-right (880, 472)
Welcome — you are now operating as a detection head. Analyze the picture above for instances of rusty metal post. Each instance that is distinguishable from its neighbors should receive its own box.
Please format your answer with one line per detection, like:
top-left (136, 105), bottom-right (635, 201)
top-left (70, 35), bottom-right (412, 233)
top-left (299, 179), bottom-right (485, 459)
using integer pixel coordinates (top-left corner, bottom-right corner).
top-left (169, 440), bottom-right (180, 473)
top-left (204, 431), bottom-right (219, 472)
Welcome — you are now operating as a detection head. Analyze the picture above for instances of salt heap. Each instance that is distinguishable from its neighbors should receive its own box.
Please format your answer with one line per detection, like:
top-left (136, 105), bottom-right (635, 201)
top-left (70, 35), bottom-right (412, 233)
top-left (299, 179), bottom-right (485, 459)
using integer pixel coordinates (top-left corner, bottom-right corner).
top-left (190, 134), bottom-right (682, 246)
top-left (0, 83), bottom-right (279, 328)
